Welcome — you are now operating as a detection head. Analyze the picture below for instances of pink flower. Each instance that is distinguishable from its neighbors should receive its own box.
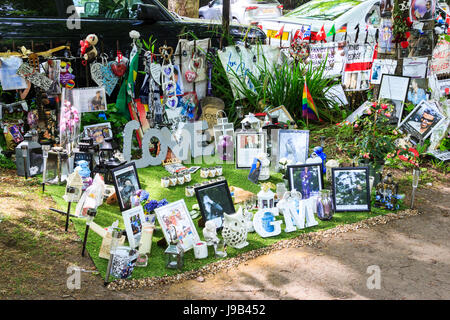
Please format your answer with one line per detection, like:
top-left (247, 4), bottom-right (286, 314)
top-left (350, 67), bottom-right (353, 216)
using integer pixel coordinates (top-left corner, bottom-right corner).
top-left (385, 112), bottom-right (391, 118)
top-left (367, 109), bottom-right (372, 115)
top-left (363, 153), bottom-right (370, 159)
top-left (354, 123), bottom-right (359, 128)
top-left (381, 104), bottom-right (388, 110)
top-left (393, 130), bottom-right (398, 135)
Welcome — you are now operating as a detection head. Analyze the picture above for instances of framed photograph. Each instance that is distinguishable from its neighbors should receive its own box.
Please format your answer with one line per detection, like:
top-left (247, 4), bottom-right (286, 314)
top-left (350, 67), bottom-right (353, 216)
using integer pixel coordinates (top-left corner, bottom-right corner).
top-left (277, 130), bottom-right (309, 165)
top-left (235, 132), bottom-right (267, 169)
top-left (122, 205), bottom-right (146, 249)
top-left (332, 167), bottom-right (371, 212)
top-left (398, 100), bottom-right (446, 141)
top-left (155, 199), bottom-right (200, 252)
top-left (195, 180), bottom-right (235, 229)
top-left (287, 164), bottom-right (324, 199)
top-left (111, 162), bottom-right (141, 212)
top-left (410, 0), bottom-right (435, 22)
top-left (267, 105), bottom-right (295, 125)
top-left (406, 78), bottom-right (429, 106)
top-left (71, 87), bottom-right (107, 113)
top-left (370, 59), bottom-right (397, 85)
top-left (44, 59), bottom-right (61, 95)
top-left (378, 74), bottom-right (411, 124)
top-left (83, 122), bottom-right (112, 145)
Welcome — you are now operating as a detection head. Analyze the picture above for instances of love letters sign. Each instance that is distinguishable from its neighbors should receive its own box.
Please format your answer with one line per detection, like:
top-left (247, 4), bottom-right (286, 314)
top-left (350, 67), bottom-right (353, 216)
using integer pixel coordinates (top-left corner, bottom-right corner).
top-left (122, 120), bottom-right (215, 168)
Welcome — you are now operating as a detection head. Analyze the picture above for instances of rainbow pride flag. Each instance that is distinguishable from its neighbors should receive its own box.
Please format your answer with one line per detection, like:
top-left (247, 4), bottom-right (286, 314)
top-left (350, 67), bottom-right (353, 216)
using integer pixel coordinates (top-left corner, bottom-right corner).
top-left (302, 79), bottom-right (319, 120)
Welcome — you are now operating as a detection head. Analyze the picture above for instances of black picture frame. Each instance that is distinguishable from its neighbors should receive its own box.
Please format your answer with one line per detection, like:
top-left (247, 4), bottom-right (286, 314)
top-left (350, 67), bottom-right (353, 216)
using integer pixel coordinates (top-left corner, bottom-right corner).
top-left (111, 162), bottom-right (141, 212)
top-left (194, 180), bottom-right (235, 230)
top-left (73, 152), bottom-right (93, 173)
top-left (331, 167), bottom-right (371, 212)
top-left (235, 131), bottom-right (267, 169)
top-left (287, 163), bottom-right (324, 198)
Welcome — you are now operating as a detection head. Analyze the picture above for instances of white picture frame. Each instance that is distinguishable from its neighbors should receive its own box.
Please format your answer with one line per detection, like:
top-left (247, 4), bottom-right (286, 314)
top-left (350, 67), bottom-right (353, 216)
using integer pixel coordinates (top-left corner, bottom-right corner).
top-left (277, 130), bottom-right (309, 165)
top-left (155, 199), bottom-right (200, 252)
top-left (235, 131), bottom-right (267, 169)
top-left (398, 100), bottom-right (446, 142)
top-left (122, 205), bottom-right (146, 249)
top-left (378, 74), bottom-right (411, 125)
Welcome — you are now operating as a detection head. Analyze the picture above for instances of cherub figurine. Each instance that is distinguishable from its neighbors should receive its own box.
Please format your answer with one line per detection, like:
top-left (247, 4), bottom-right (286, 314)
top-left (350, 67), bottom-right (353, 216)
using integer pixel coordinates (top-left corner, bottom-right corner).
top-left (203, 220), bottom-right (219, 246)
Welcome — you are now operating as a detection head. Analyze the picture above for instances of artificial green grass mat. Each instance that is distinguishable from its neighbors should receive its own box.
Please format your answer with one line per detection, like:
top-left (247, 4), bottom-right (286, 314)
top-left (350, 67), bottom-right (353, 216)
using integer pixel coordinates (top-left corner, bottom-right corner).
top-left (46, 163), bottom-right (392, 281)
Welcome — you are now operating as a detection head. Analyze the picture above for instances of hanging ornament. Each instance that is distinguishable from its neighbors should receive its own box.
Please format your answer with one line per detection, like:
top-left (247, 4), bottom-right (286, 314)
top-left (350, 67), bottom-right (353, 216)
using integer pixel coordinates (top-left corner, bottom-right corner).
top-left (110, 50), bottom-right (128, 77)
top-left (159, 45), bottom-right (178, 110)
top-left (90, 54), bottom-right (119, 96)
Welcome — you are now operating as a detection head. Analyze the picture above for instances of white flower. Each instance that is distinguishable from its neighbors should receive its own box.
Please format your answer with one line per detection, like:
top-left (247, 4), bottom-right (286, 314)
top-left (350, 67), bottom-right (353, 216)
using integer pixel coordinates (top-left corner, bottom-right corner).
top-left (129, 30), bottom-right (140, 39)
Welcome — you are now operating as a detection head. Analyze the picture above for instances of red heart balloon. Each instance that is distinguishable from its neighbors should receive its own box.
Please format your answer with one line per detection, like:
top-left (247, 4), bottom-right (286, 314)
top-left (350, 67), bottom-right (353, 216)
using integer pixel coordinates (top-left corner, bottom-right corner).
top-left (111, 62), bottom-right (127, 77)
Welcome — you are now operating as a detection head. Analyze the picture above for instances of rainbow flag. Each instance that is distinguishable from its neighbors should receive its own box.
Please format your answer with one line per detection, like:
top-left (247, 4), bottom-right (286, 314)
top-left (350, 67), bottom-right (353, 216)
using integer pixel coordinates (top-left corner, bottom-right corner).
top-left (302, 79), bottom-right (319, 120)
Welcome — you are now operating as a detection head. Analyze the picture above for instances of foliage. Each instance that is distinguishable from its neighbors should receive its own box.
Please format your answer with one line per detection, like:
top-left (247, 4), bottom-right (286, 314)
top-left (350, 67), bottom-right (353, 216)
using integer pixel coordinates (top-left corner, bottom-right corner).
top-left (222, 55), bottom-right (340, 123)
top-left (0, 153), bottom-right (16, 169)
top-left (80, 103), bottom-right (129, 148)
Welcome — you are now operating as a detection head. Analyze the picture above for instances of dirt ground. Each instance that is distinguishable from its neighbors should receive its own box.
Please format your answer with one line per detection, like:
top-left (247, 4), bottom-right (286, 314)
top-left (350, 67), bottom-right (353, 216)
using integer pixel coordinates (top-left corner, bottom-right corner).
top-left (0, 167), bottom-right (449, 300)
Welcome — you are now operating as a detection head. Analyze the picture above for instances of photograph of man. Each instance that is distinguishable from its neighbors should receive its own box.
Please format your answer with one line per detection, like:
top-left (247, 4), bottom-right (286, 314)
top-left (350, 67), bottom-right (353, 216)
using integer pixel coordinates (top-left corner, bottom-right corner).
top-left (90, 90), bottom-right (105, 111)
top-left (243, 135), bottom-right (260, 149)
top-left (300, 167), bottom-right (313, 199)
top-left (407, 107), bottom-right (438, 135)
top-left (407, 79), bottom-right (428, 106)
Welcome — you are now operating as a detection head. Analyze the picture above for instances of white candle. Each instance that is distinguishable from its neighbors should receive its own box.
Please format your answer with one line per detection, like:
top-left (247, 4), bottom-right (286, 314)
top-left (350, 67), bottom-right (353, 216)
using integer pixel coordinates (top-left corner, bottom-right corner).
top-left (139, 225), bottom-right (154, 255)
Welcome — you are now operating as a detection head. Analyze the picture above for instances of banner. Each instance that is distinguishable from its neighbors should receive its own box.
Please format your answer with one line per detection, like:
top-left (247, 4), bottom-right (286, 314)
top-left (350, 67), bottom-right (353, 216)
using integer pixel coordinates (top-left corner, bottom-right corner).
top-left (429, 39), bottom-right (450, 76)
top-left (308, 42), bottom-right (347, 78)
top-left (342, 43), bottom-right (376, 91)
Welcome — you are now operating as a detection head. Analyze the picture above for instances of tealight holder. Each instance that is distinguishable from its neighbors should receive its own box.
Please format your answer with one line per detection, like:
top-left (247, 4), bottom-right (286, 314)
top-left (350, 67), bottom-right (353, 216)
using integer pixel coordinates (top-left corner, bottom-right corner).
top-left (208, 167), bottom-right (216, 177)
top-left (200, 168), bottom-right (209, 179)
top-left (185, 186), bottom-right (195, 197)
top-left (177, 173), bottom-right (185, 185)
top-left (183, 171), bottom-right (192, 183)
top-left (169, 175), bottom-right (178, 187)
top-left (161, 177), bottom-right (170, 188)
top-left (215, 166), bottom-right (223, 176)
top-left (194, 241), bottom-right (208, 259)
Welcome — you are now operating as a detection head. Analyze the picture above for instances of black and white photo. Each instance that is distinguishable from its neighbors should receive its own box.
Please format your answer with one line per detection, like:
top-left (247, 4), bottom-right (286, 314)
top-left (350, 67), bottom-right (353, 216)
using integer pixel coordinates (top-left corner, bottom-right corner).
top-left (287, 164), bottom-right (324, 199)
top-left (83, 122), bottom-right (113, 145)
top-left (111, 163), bottom-right (141, 212)
top-left (195, 180), bottom-right (235, 229)
top-left (332, 167), bottom-right (371, 212)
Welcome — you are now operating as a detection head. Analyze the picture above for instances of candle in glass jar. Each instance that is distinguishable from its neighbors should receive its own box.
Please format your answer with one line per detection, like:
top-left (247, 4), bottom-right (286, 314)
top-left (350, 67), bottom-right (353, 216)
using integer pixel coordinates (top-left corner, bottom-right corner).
top-left (139, 224), bottom-right (154, 255)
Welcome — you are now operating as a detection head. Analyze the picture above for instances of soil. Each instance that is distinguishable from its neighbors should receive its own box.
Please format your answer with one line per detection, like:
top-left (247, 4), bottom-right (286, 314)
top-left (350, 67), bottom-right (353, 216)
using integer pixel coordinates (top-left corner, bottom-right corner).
top-left (0, 167), bottom-right (449, 300)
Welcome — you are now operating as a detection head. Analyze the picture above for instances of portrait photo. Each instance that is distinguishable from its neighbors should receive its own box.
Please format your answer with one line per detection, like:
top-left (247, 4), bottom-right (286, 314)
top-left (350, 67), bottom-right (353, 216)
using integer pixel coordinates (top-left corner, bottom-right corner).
top-left (155, 199), bottom-right (200, 252)
top-left (406, 79), bottom-right (429, 106)
top-left (379, 18), bottom-right (394, 54)
top-left (195, 180), bottom-right (235, 229)
top-left (399, 100), bottom-right (445, 141)
top-left (122, 206), bottom-right (146, 249)
top-left (235, 132), bottom-right (266, 169)
top-left (111, 163), bottom-right (141, 212)
top-left (83, 122), bottom-right (113, 145)
top-left (287, 164), bottom-right (324, 199)
top-left (72, 87), bottom-right (107, 113)
top-left (44, 59), bottom-right (61, 95)
top-left (411, 0), bottom-right (435, 22)
top-left (0, 57), bottom-right (28, 91)
top-left (278, 130), bottom-right (309, 165)
top-left (332, 167), bottom-right (371, 212)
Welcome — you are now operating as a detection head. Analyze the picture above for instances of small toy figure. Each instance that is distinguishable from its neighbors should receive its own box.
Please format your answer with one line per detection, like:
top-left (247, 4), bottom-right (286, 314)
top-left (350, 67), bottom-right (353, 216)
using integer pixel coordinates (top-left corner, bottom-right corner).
top-left (202, 220), bottom-right (219, 246)
top-left (75, 160), bottom-right (92, 190)
top-left (80, 34), bottom-right (98, 64)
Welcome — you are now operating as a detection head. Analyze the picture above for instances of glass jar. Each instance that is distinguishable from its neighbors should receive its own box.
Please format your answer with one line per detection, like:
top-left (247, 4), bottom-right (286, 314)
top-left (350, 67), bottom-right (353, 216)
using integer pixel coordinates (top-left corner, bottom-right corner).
top-left (276, 183), bottom-right (287, 201)
top-left (200, 168), bottom-right (209, 179)
top-left (177, 173), bottom-right (185, 185)
top-left (208, 167), bottom-right (216, 177)
top-left (316, 190), bottom-right (334, 221)
top-left (183, 170), bottom-right (192, 183)
top-left (111, 246), bottom-right (138, 279)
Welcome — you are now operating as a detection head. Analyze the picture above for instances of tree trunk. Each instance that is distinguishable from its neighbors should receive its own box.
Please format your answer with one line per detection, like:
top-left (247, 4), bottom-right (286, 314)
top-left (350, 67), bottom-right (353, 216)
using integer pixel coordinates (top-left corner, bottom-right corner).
top-left (167, 0), bottom-right (199, 18)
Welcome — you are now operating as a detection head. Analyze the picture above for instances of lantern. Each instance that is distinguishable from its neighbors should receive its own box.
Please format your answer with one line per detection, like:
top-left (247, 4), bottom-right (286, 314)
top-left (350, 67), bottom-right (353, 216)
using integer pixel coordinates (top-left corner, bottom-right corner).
top-left (213, 111), bottom-right (234, 156)
top-left (104, 228), bottom-right (124, 285)
top-left (136, 224), bottom-right (154, 267)
top-left (93, 137), bottom-right (125, 185)
top-left (375, 173), bottom-right (400, 210)
top-left (257, 183), bottom-right (278, 213)
top-left (42, 144), bottom-right (51, 192)
top-left (325, 159), bottom-right (339, 181)
top-left (82, 208), bottom-right (97, 257)
top-left (241, 113), bottom-right (261, 132)
top-left (15, 132), bottom-right (42, 178)
top-left (164, 239), bottom-right (184, 270)
top-left (63, 171), bottom-right (83, 203)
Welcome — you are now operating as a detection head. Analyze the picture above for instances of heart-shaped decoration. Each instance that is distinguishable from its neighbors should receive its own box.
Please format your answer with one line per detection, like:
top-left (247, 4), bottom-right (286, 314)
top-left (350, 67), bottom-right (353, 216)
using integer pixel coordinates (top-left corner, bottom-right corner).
top-left (185, 70), bottom-right (197, 83)
top-left (90, 63), bottom-right (104, 87)
top-left (90, 62), bottom-right (119, 96)
top-left (401, 41), bottom-right (409, 49)
top-left (150, 63), bottom-right (161, 85)
top-left (111, 61), bottom-right (127, 77)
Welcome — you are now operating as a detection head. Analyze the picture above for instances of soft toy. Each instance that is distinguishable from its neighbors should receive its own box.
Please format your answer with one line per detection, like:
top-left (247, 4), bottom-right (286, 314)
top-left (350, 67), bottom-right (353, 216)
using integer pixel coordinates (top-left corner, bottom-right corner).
top-left (59, 61), bottom-right (75, 88)
top-left (80, 34), bottom-right (98, 64)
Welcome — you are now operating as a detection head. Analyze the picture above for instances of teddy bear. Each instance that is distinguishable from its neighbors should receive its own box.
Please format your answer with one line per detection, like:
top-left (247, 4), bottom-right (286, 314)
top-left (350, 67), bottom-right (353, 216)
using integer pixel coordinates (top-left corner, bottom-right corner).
top-left (80, 34), bottom-right (98, 64)
top-left (59, 61), bottom-right (76, 88)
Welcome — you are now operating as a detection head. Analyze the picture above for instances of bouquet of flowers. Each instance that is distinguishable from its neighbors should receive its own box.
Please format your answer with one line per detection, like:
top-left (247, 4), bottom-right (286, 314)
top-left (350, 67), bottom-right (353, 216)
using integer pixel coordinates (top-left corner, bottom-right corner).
top-left (132, 189), bottom-right (168, 224)
top-left (278, 157), bottom-right (293, 179)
